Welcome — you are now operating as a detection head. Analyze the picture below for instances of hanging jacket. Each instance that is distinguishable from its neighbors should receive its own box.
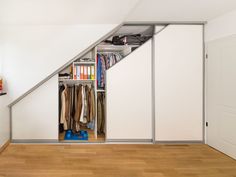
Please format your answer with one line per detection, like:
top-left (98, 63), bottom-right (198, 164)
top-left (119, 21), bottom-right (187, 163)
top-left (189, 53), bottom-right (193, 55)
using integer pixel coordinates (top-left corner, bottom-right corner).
top-left (97, 92), bottom-right (105, 134)
top-left (74, 85), bottom-right (83, 132)
top-left (89, 87), bottom-right (96, 121)
top-left (97, 54), bottom-right (103, 88)
top-left (60, 86), bottom-right (70, 130)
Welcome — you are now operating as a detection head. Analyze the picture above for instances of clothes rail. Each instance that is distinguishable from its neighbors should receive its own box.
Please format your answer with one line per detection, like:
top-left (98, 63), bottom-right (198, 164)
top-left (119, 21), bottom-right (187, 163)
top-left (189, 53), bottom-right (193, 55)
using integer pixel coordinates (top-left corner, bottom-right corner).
top-left (97, 51), bottom-right (123, 54)
top-left (59, 80), bottom-right (94, 86)
top-left (59, 79), bottom-right (94, 82)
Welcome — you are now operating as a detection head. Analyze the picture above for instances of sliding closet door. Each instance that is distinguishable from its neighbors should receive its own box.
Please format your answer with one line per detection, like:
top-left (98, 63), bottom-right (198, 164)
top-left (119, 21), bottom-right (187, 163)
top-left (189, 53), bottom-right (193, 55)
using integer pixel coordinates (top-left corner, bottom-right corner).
top-left (106, 40), bottom-right (152, 141)
top-left (155, 25), bottom-right (203, 142)
top-left (12, 75), bottom-right (58, 141)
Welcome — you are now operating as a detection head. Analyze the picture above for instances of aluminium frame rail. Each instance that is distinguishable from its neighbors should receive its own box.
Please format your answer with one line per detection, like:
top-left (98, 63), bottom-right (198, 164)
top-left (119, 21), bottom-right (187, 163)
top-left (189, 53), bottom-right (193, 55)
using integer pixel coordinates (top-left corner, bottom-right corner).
top-left (8, 21), bottom-right (206, 144)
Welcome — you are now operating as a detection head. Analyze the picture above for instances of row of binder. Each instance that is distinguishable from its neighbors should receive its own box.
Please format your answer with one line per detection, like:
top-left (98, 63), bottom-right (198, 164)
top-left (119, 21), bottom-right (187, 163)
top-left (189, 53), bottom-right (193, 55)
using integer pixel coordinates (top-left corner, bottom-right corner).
top-left (73, 65), bottom-right (95, 80)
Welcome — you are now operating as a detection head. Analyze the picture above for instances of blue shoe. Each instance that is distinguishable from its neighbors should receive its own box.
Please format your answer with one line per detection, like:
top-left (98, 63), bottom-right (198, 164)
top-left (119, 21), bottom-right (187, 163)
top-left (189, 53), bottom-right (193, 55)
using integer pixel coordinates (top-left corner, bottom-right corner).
top-left (65, 129), bottom-right (72, 139)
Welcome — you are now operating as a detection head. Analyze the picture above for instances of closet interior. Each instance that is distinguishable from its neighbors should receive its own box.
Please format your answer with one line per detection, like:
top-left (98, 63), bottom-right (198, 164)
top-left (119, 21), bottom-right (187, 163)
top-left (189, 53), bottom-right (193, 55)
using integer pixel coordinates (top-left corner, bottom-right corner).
top-left (58, 24), bottom-right (154, 142)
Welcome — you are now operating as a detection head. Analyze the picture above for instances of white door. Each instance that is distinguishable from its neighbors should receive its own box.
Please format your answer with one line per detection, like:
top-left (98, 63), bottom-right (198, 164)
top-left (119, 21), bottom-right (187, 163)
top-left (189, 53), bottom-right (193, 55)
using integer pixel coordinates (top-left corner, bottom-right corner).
top-left (206, 36), bottom-right (236, 159)
top-left (155, 25), bottom-right (203, 142)
top-left (106, 40), bottom-right (152, 141)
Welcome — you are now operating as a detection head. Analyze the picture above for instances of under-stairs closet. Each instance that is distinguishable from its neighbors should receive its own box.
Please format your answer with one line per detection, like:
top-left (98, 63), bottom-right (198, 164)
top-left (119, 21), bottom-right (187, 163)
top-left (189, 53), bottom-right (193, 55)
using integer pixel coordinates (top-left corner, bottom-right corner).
top-left (10, 24), bottom-right (203, 144)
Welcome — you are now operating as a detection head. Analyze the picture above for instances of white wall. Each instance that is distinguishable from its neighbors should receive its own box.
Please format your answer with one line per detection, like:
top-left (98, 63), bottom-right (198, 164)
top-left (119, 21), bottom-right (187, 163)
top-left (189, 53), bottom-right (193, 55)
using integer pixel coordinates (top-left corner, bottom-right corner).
top-left (12, 75), bottom-right (58, 140)
top-left (0, 95), bottom-right (10, 147)
top-left (0, 27), bottom-right (10, 148)
top-left (107, 40), bottom-right (152, 140)
top-left (0, 53), bottom-right (10, 148)
top-left (1, 24), bottom-right (117, 102)
top-left (0, 44), bottom-right (2, 75)
top-left (0, 94), bottom-right (10, 146)
top-left (205, 9), bottom-right (236, 42)
top-left (0, 27), bottom-right (3, 75)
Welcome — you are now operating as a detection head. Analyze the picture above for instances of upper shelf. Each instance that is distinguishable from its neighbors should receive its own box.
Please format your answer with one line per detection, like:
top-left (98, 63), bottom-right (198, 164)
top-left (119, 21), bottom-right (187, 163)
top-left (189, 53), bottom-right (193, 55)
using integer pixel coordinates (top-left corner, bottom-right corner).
top-left (73, 61), bottom-right (95, 65)
top-left (97, 44), bottom-right (139, 52)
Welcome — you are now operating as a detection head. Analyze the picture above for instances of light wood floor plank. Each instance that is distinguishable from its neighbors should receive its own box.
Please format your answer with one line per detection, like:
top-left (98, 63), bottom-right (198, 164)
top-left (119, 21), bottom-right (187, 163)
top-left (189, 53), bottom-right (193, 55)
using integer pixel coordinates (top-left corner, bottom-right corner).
top-left (0, 144), bottom-right (235, 177)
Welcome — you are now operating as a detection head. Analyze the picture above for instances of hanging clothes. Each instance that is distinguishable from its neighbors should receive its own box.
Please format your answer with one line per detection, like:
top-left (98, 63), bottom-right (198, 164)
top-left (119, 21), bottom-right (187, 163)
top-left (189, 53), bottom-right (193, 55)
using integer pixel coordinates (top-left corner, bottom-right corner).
top-left (97, 52), bottom-right (123, 89)
top-left (87, 86), bottom-right (96, 130)
top-left (74, 85), bottom-right (83, 132)
top-left (60, 85), bottom-right (70, 130)
top-left (100, 52), bottom-right (123, 69)
top-left (89, 88), bottom-right (96, 121)
top-left (79, 85), bottom-right (85, 123)
top-left (97, 92), bottom-right (105, 134)
top-left (97, 54), bottom-right (106, 89)
top-left (68, 85), bottom-right (74, 130)
top-left (59, 84), bottom-right (65, 133)
top-left (59, 83), bottom-right (96, 133)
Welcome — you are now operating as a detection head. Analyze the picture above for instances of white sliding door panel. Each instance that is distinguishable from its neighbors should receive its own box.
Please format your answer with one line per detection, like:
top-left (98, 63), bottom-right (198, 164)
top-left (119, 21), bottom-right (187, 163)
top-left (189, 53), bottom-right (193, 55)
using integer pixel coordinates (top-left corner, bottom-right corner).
top-left (12, 75), bottom-right (58, 140)
top-left (107, 40), bottom-right (152, 140)
top-left (155, 25), bottom-right (203, 141)
top-left (207, 36), bottom-right (236, 159)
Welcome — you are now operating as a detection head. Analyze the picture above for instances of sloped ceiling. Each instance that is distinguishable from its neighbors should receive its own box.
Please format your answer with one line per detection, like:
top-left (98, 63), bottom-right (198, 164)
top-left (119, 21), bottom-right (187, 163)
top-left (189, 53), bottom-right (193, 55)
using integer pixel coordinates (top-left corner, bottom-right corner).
top-left (126, 0), bottom-right (236, 22)
top-left (0, 0), bottom-right (139, 25)
top-left (1, 0), bottom-right (236, 25)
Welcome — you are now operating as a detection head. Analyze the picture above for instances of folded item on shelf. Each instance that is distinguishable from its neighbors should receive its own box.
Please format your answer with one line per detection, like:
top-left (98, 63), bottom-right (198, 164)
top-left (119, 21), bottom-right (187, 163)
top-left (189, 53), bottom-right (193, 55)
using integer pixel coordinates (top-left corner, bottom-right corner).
top-left (59, 73), bottom-right (70, 77)
top-left (79, 58), bottom-right (94, 62)
top-left (112, 34), bottom-right (151, 45)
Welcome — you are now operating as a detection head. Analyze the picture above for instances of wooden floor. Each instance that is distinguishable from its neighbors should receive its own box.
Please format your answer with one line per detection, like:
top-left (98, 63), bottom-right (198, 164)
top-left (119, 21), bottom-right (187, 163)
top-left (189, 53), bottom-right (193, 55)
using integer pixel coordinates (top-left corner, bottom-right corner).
top-left (0, 144), bottom-right (235, 177)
